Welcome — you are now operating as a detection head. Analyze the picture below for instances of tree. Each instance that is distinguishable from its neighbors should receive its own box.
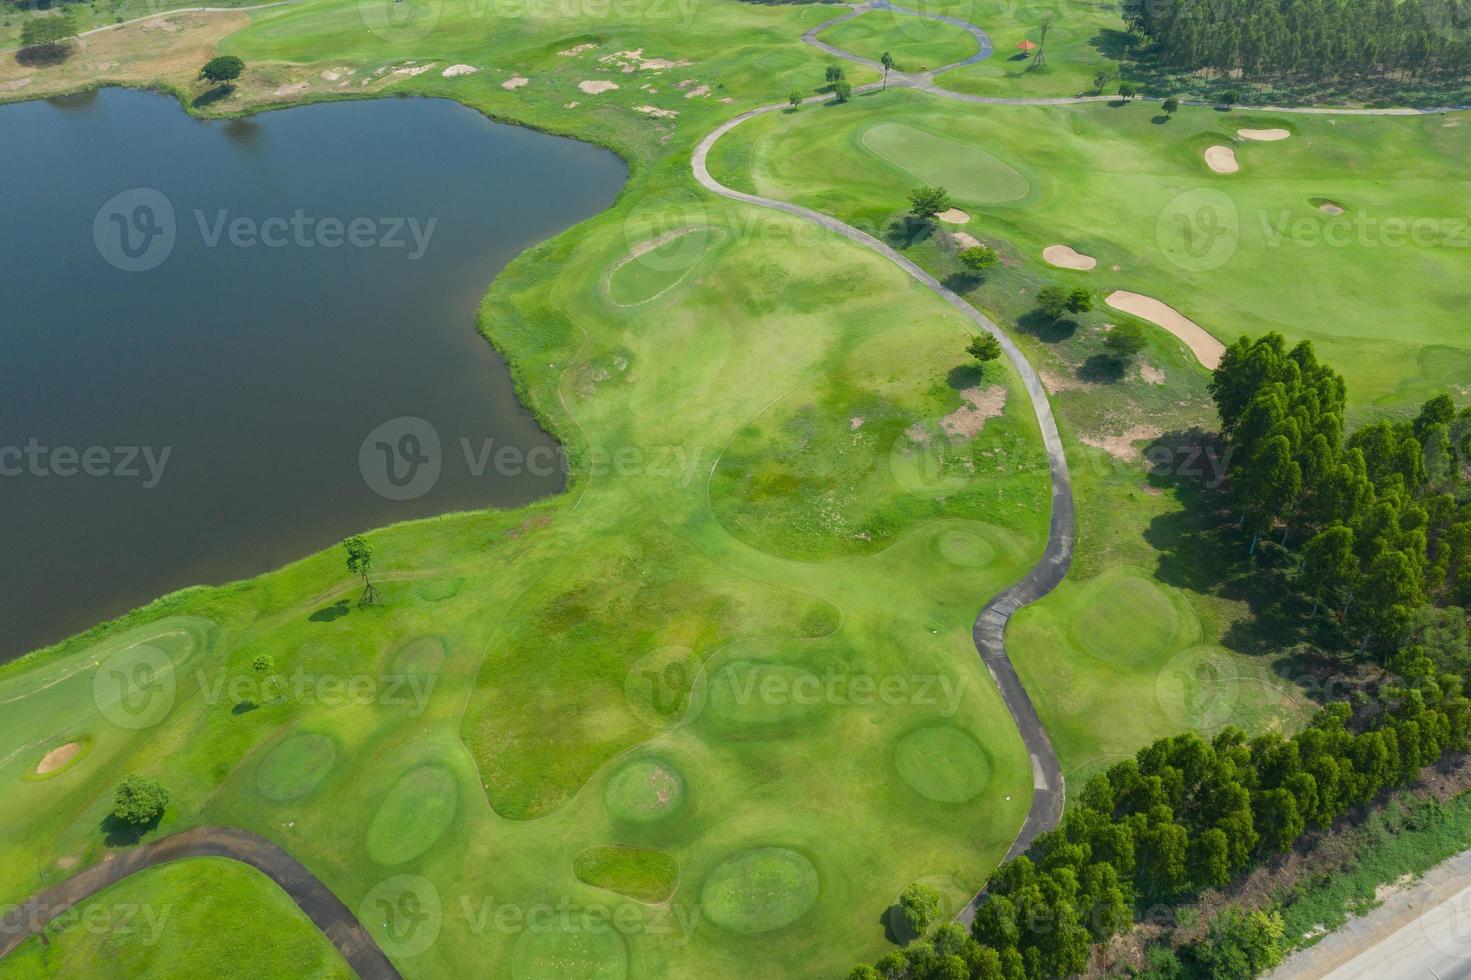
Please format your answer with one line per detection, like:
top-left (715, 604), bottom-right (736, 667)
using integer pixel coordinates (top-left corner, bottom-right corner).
top-left (907, 185), bottom-right (951, 220)
top-left (1037, 285), bottom-right (1071, 319)
top-left (881, 51), bottom-right (896, 90)
top-left (1299, 524), bottom-right (1357, 616)
top-left (20, 10), bottom-right (77, 53)
top-left (1162, 95), bottom-right (1180, 115)
top-left (825, 64), bottom-right (846, 85)
top-left (788, 92), bottom-right (802, 109)
top-left (113, 776), bottom-right (169, 827)
top-left (958, 244), bottom-right (998, 272)
top-left (1187, 909), bottom-right (1285, 979)
top-left (1032, 13), bottom-right (1053, 69)
top-left (1222, 88), bottom-right (1240, 107)
top-left (1105, 321), bottom-right (1148, 359)
top-left (831, 79), bottom-right (853, 104)
top-left (252, 653), bottom-right (284, 703)
top-left (200, 55), bottom-right (245, 86)
top-left (343, 534), bottom-right (380, 606)
top-left (1092, 68), bottom-right (1114, 94)
top-left (1066, 287), bottom-right (1093, 313)
top-left (967, 334), bottom-right (1003, 373)
top-left (1118, 80), bottom-right (1138, 99)
top-left (897, 882), bottom-right (943, 937)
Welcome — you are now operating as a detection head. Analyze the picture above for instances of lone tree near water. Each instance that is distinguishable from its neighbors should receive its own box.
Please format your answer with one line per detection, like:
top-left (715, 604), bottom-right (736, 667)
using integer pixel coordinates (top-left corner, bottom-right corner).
top-left (907, 186), bottom-right (951, 220)
top-left (20, 11), bottom-right (78, 57)
top-left (200, 55), bottom-right (244, 87)
top-left (343, 534), bottom-right (381, 606)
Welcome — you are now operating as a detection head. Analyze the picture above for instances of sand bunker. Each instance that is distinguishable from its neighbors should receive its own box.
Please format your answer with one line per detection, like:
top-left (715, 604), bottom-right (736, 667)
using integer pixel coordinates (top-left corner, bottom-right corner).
top-left (502, 75), bottom-right (529, 90)
top-left (1204, 145), bottom-right (1240, 173)
top-left (579, 80), bottom-right (619, 94)
top-left (1238, 127), bottom-right (1290, 141)
top-left (1042, 244), bottom-right (1097, 271)
top-left (936, 208), bottom-right (970, 224)
top-left (36, 742), bottom-right (81, 775)
top-left (442, 64), bottom-right (478, 77)
top-left (940, 386), bottom-right (1007, 439)
top-left (1316, 200), bottom-right (1345, 215)
top-left (1105, 291), bottom-right (1225, 369)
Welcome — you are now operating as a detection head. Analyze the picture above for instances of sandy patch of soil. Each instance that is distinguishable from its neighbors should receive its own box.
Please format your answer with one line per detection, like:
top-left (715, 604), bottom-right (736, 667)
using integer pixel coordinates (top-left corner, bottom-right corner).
top-left (599, 48), bottom-right (691, 72)
top-left (273, 81), bottom-right (309, 98)
top-left (1318, 202), bottom-right (1345, 215)
top-left (1238, 127), bottom-right (1290, 140)
top-left (1040, 368), bottom-right (1080, 393)
top-left (1042, 244), bottom-right (1097, 270)
top-left (1139, 362), bottom-right (1166, 385)
top-left (36, 742), bottom-right (81, 775)
top-left (684, 84), bottom-right (711, 98)
top-left (850, 416), bottom-right (865, 430)
top-left (0, 77), bottom-right (32, 91)
top-left (389, 62), bottom-right (434, 78)
top-left (1080, 424), bottom-right (1163, 461)
top-left (56, 855), bottom-right (78, 869)
top-left (559, 43), bottom-right (597, 57)
top-left (1104, 290), bottom-right (1225, 369)
top-left (502, 75), bottom-right (529, 90)
top-left (579, 79), bottom-right (619, 94)
top-left (1205, 145), bottom-right (1240, 173)
top-left (442, 64), bottom-right (477, 77)
top-left (321, 67), bottom-right (354, 81)
top-left (940, 385), bottom-right (1007, 439)
top-left (564, 101), bottom-right (579, 108)
top-left (141, 17), bottom-right (183, 33)
top-left (936, 207), bottom-right (970, 224)
top-left (948, 231), bottom-right (981, 250)
top-left (635, 104), bottom-right (677, 118)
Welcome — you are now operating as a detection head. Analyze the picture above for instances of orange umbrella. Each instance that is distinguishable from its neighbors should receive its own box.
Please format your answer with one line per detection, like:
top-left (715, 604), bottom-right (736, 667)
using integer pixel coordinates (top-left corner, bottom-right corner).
top-left (1016, 39), bottom-right (1038, 52)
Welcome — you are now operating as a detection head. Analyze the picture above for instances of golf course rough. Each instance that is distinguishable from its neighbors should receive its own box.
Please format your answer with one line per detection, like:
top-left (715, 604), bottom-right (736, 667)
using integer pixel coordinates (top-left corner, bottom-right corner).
top-left (894, 723), bottom-right (994, 803)
top-left (574, 844), bottom-right (680, 902)
top-left (510, 921), bottom-right (629, 980)
top-left (365, 764), bottom-right (459, 865)
top-left (255, 731), bottom-right (337, 802)
top-left (860, 122), bottom-right (1031, 205)
top-left (699, 846), bottom-right (821, 933)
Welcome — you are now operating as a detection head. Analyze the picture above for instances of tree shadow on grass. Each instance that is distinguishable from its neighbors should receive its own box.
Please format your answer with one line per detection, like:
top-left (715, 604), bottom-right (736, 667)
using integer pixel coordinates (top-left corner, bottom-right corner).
top-left (309, 599), bottom-right (350, 623)
top-left (946, 364), bottom-right (982, 390)
top-left (942, 270), bottom-right (984, 293)
top-left (1151, 114), bottom-right (1172, 125)
top-left (100, 813), bottom-right (160, 848)
top-left (1079, 354), bottom-right (1127, 383)
top-left (884, 217), bottom-right (933, 250)
top-left (1017, 309), bottom-right (1076, 342)
top-left (16, 44), bottom-right (73, 68)
top-left (190, 85), bottom-right (235, 109)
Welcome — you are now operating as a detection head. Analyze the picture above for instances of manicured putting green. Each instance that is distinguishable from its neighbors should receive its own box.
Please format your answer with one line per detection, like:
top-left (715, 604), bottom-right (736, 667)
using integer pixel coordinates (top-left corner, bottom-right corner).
top-left (510, 922), bottom-right (628, 980)
top-left (256, 732), bottom-right (337, 802)
top-left (365, 765), bottom-right (458, 865)
top-left (574, 844), bottom-right (679, 902)
top-left (608, 227), bottom-right (723, 306)
top-left (700, 847), bottom-right (820, 934)
top-left (894, 724), bottom-right (992, 803)
top-left (704, 661), bottom-right (825, 736)
top-left (389, 636), bottom-right (446, 678)
top-left (860, 123), bottom-right (1030, 204)
top-left (604, 757), bottom-right (686, 823)
top-left (937, 527), bottom-right (998, 567)
top-left (1067, 572), bottom-right (1183, 667)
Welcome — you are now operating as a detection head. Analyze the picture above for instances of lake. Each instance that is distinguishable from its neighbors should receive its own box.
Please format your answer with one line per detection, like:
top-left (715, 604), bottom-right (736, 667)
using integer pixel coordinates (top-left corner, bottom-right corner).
top-left (0, 88), bottom-right (626, 660)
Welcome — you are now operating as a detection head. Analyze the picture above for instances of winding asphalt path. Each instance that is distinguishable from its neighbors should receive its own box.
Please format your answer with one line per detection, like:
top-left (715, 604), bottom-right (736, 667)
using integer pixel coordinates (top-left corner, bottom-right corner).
top-left (0, 826), bottom-right (400, 979)
top-left (693, 3), bottom-right (1074, 925)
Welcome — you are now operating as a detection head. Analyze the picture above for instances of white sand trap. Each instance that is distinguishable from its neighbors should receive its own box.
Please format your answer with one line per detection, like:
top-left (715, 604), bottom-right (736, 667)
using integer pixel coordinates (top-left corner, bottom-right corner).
top-left (442, 64), bottom-right (478, 77)
top-left (1105, 291), bottom-right (1225, 369)
top-left (1238, 127), bottom-right (1290, 141)
top-left (1042, 244), bottom-right (1097, 271)
top-left (936, 208), bottom-right (970, 224)
top-left (579, 80), bottom-right (619, 94)
top-left (502, 76), bottom-right (529, 90)
top-left (1205, 145), bottom-right (1240, 173)
top-left (36, 742), bottom-right (81, 775)
top-left (1318, 202), bottom-right (1345, 215)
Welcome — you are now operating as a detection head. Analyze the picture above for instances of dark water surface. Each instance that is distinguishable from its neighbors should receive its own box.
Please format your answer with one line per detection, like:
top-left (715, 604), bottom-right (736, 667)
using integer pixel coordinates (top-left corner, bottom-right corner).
top-left (0, 88), bottom-right (626, 660)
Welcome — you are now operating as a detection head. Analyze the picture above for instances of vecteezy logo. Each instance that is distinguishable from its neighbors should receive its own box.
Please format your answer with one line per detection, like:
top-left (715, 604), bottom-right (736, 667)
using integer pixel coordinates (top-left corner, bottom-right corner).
top-left (93, 642), bottom-right (176, 729)
top-left (1156, 188), bottom-right (1239, 272)
top-left (361, 875), bottom-right (442, 959)
top-left (93, 188), bottom-right (176, 273)
top-left (359, 417), bottom-right (442, 501)
top-left (357, 0), bottom-right (442, 43)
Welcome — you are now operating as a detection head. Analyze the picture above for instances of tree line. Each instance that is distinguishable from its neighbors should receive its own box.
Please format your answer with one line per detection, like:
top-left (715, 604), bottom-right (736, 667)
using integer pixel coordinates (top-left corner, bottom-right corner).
top-left (1211, 334), bottom-right (1471, 656)
top-left (1123, 0), bottom-right (1471, 85)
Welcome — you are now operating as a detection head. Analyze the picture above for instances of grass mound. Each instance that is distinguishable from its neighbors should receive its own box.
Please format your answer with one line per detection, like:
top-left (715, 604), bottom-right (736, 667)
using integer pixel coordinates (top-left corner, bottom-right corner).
top-left (608, 227), bottom-right (724, 306)
top-left (388, 636), bottom-right (446, 678)
top-left (1067, 571), bottom-right (1183, 667)
top-left (365, 764), bottom-right (458, 865)
top-left (604, 757), bottom-right (686, 824)
top-left (894, 724), bottom-right (993, 803)
top-left (937, 526), bottom-right (999, 568)
top-left (574, 844), bottom-right (679, 902)
top-left (860, 123), bottom-right (1030, 205)
top-left (509, 922), bottom-right (628, 980)
top-left (704, 660), bottom-right (827, 737)
top-left (699, 846), bottom-right (820, 934)
top-left (818, 10), bottom-right (979, 70)
top-left (256, 731), bottom-right (337, 802)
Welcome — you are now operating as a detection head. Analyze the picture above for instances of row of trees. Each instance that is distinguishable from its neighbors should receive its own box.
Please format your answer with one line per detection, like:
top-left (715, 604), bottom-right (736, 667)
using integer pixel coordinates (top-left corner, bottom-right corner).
top-left (1211, 334), bottom-right (1471, 652)
top-left (1124, 0), bottom-right (1471, 84)
top-left (847, 660), bottom-right (1471, 979)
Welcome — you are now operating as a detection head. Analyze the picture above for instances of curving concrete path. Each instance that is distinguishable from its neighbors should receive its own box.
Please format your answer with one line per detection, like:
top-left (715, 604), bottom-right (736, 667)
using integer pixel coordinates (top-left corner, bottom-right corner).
top-left (0, 826), bottom-right (400, 979)
top-left (692, 10), bottom-right (1074, 922)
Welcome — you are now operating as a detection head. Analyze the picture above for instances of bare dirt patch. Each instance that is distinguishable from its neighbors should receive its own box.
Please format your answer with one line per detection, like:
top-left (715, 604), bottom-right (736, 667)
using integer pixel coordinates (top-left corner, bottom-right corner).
top-left (1139, 362), bottom-right (1166, 385)
top-left (684, 84), bottom-right (711, 98)
top-left (442, 64), bottom-right (478, 77)
top-left (635, 104), bottom-right (677, 118)
top-left (502, 75), bottom-right (529, 90)
top-left (1042, 244), bottom-right (1097, 271)
top-left (599, 48), bottom-right (691, 72)
top-left (1205, 145), bottom-right (1240, 173)
top-left (936, 207), bottom-right (970, 224)
top-left (36, 742), bottom-right (81, 775)
top-left (578, 79), bottom-right (619, 94)
top-left (1238, 127), bottom-right (1291, 140)
top-left (1104, 290), bottom-right (1225, 369)
top-left (1079, 424), bottom-right (1164, 461)
top-left (940, 385), bottom-right (1007, 439)
top-left (558, 43), bottom-right (597, 57)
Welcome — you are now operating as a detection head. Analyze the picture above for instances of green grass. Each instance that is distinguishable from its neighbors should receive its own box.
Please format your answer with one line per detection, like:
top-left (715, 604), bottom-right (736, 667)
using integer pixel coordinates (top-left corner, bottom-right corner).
top-left (574, 844), bottom-right (680, 902)
top-left (894, 724), bottom-right (994, 803)
top-left (4, 857), bottom-right (351, 978)
top-left (935, 0), bottom-right (1128, 99)
top-left (698, 846), bottom-right (821, 934)
top-left (860, 122), bottom-right (1031, 205)
top-left (818, 9), bottom-right (979, 73)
